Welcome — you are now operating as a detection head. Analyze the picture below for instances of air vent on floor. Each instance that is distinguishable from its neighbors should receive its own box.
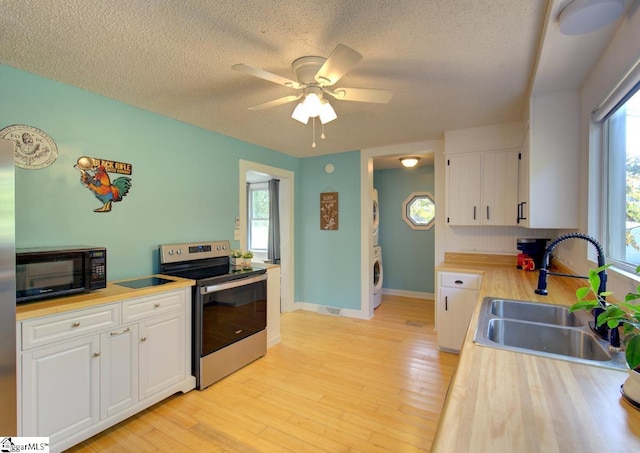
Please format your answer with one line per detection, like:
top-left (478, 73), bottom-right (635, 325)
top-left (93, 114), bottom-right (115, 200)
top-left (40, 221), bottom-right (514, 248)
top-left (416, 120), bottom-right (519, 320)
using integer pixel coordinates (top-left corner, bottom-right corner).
top-left (318, 306), bottom-right (341, 316)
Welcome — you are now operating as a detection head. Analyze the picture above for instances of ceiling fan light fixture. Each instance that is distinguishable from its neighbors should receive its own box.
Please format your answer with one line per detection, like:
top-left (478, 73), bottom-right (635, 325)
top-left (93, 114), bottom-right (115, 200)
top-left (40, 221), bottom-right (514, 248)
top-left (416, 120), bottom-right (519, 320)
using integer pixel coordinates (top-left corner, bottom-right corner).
top-left (319, 100), bottom-right (337, 124)
top-left (303, 91), bottom-right (322, 117)
top-left (400, 156), bottom-right (420, 168)
top-left (291, 103), bottom-right (310, 124)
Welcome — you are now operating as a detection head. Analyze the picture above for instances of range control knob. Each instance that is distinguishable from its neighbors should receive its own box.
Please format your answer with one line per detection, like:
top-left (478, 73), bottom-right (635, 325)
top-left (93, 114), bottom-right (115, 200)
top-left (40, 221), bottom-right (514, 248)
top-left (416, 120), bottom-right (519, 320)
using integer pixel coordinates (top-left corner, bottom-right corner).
top-left (176, 249), bottom-right (182, 255)
top-left (168, 249), bottom-right (174, 255)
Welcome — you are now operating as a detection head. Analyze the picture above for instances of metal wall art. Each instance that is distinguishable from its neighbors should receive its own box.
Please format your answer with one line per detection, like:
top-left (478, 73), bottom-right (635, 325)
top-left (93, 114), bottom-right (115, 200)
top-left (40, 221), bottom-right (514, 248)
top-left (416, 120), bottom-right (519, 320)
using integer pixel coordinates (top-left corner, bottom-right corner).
top-left (0, 124), bottom-right (58, 169)
top-left (74, 156), bottom-right (133, 213)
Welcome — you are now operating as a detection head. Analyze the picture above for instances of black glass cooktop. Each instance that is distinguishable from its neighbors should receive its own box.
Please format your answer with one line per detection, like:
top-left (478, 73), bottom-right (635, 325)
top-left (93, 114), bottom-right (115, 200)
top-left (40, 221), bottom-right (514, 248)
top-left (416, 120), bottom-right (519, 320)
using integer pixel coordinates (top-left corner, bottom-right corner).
top-left (115, 276), bottom-right (175, 289)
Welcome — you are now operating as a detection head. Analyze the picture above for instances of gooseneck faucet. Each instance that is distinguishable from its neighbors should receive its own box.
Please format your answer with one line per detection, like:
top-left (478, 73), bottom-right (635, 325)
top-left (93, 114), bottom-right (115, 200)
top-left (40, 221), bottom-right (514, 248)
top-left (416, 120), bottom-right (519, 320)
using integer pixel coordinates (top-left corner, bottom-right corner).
top-left (534, 233), bottom-right (616, 344)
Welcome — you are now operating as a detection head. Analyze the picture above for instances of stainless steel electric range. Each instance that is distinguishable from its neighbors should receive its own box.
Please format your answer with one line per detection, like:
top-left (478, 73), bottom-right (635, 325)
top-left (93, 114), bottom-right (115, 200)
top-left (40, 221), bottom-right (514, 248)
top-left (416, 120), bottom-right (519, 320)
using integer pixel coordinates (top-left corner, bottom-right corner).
top-left (159, 240), bottom-right (267, 390)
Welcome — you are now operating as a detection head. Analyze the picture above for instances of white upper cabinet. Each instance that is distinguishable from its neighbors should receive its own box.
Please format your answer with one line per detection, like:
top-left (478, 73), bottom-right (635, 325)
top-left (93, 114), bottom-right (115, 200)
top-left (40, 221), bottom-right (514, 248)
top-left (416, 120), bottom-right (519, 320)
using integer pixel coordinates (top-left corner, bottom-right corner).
top-left (445, 123), bottom-right (522, 226)
top-left (518, 90), bottom-right (580, 228)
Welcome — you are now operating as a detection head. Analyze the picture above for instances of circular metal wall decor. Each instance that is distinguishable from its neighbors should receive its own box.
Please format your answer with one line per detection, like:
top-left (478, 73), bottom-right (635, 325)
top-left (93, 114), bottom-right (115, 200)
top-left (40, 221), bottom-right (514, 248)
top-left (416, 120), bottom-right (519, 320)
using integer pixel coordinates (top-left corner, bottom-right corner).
top-left (0, 124), bottom-right (58, 169)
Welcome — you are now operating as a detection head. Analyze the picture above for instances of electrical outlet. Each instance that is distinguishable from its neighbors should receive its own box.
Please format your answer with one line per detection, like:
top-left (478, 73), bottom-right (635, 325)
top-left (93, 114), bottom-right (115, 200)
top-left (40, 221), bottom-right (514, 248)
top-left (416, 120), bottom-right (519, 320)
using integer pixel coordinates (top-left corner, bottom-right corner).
top-left (234, 229), bottom-right (240, 240)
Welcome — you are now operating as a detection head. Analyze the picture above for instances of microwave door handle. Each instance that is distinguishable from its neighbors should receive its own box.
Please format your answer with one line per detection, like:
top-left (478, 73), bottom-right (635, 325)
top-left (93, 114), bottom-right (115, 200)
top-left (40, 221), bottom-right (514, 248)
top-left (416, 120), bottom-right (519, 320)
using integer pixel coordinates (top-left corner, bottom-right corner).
top-left (200, 273), bottom-right (267, 295)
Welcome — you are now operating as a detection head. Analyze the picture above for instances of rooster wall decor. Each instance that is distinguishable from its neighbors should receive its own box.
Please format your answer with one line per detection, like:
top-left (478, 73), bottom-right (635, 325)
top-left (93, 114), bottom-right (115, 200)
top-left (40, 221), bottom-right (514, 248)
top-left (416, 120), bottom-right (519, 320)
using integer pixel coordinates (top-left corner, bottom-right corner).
top-left (74, 156), bottom-right (132, 212)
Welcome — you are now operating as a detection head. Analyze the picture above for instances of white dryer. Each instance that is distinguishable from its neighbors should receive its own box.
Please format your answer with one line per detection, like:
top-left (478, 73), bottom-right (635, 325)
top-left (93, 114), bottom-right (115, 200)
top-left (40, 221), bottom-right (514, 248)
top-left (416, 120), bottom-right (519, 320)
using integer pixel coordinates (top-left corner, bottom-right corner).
top-left (373, 245), bottom-right (383, 309)
top-left (372, 189), bottom-right (380, 245)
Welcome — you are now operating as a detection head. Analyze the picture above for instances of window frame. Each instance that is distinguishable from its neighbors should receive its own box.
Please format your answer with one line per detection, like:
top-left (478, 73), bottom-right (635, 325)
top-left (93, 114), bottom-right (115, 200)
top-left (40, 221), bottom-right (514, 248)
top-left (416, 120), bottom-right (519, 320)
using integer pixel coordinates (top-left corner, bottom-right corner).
top-left (248, 182), bottom-right (269, 252)
top-left (402, 191), bottom-right (435, 230)
top-left (596, 83), bottom-right (640, 274)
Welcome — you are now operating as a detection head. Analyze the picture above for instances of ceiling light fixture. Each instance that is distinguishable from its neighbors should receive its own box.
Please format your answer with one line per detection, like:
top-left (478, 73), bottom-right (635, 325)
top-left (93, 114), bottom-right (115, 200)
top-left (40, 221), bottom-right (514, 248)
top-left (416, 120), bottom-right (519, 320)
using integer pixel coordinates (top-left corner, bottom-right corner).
top-left (400, 156), bottom-right (421, 168)
top-left (291, 87), bottom-right (337, 125)
top-left (558, 0), bottom-right (625, 35)
top-left (292, 87), bottom-right (338, 147)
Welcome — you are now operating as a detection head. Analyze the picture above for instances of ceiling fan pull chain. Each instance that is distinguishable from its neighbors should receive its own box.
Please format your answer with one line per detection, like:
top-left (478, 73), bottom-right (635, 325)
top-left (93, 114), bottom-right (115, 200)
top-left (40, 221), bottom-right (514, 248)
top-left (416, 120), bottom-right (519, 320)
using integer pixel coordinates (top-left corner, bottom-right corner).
top-left (321, 122), bottom-right (326, 140)
top-left (312, 117), bottom-right (317, 148)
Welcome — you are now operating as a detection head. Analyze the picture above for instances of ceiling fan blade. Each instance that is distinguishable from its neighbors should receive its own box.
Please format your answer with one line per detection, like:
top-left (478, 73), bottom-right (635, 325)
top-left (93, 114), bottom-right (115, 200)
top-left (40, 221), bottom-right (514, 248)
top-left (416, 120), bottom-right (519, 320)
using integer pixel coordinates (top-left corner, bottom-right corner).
top-left (233, 64), bottom-right (302, 89)
top-left (248, 94), bottom-right (302, 111)
top-left (314, 44), bottom-right (363, 86)
top-left (325, 87), bottom-right (393, 103)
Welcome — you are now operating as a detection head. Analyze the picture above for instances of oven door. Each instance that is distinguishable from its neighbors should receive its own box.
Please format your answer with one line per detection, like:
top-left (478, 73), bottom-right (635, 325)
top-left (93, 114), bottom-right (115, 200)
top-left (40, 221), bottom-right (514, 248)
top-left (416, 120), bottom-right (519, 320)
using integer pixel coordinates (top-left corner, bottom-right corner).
top-left (198, 274), bottom-right (267, 357)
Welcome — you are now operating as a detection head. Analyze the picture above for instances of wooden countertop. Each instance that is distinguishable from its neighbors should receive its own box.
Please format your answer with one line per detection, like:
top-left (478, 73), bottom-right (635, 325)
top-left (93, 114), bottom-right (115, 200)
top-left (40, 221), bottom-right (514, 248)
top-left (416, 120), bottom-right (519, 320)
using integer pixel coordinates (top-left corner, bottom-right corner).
top-left (16, 275), bottom-right (195, 321)
top-left (432, 255), bottom-right (640, 451)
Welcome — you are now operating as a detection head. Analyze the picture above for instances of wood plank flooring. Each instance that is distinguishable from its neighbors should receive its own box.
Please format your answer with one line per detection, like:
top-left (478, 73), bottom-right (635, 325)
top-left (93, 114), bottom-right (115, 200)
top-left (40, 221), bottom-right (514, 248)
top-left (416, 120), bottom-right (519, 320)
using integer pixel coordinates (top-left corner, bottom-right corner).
top-left (67, 295), bottom-right (459, 452)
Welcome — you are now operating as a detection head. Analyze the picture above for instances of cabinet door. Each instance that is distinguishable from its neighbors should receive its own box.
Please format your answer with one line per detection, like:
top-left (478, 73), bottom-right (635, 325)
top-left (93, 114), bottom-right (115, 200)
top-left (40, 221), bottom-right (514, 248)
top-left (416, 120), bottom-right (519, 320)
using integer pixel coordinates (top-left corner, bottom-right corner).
top-left (22, 335), bottom-right (100, 442)
top-left (482, 150), bottom-right (519, 226)
top-left (446, 154), bottom-right (482, 225)
top-left (100, 324), bottom-right (138, 419)
top-left (138, 312), bottom-right (185, 400)
top-left (438, 287), bottom-right (477, 352)
top-left (517, 130), bottom-right (530, 227)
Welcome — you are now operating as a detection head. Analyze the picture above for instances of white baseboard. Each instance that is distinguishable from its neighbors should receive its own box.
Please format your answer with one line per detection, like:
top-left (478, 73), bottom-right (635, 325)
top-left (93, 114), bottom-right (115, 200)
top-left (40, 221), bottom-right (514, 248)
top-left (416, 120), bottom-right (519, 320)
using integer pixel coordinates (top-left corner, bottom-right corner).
top-left (293, 301), bottom-right (368, 320)
top-left (382, 288), bottom-right (434, 300)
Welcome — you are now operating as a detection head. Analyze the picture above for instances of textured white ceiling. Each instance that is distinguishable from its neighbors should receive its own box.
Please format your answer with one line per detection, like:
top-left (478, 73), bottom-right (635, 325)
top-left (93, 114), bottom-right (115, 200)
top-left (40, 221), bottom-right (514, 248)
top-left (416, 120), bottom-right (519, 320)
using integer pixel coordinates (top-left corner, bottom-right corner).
top-left (0, 0), bottom-right (548, 157)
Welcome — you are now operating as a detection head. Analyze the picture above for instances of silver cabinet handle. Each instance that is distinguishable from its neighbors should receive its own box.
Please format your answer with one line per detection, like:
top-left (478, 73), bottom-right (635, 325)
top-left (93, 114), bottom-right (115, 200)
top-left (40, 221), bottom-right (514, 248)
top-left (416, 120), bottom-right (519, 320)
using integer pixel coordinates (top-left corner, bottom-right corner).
top-left (93, 352), bottom-right (101, 357)
top-left (154, 303), bottom-right (160, 308)
top-left (72, 322), bottom-right (81, 328)
top-left (109, 327), bottom-right (131, 337)
top-left (140, 337), bottom-right (147, 342)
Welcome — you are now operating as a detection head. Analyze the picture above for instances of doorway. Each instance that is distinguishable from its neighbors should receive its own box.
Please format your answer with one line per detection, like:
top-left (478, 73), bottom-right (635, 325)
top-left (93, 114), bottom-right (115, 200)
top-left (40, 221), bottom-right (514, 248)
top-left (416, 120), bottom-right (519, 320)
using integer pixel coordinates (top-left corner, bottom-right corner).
top-left (239, 160), bottom-right (294, 315)
top-left (360, 141), bottom-right (444, 319)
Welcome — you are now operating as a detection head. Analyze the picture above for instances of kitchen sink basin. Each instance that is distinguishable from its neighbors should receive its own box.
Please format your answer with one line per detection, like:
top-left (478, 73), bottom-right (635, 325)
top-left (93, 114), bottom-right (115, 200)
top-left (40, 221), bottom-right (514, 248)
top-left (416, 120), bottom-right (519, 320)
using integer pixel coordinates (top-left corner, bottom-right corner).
top-left (473, 297), bottom-right (627, 370)
top-left (490, 298), bottom-right (583, 327)
top-left (486, 318), bottom-right (610, 361)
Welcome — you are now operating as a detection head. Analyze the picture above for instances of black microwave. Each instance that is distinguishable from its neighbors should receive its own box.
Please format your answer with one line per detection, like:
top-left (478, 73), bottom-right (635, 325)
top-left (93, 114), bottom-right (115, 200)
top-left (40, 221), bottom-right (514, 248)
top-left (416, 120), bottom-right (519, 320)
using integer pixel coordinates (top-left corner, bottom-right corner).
top-left (16, 246), bottom-right (107, 303)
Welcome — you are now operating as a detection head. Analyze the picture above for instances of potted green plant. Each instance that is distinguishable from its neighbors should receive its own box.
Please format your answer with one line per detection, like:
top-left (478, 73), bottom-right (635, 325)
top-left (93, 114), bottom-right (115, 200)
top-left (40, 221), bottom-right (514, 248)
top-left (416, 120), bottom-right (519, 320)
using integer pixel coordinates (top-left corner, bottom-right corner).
top-left (242, 251), bottom-right (254, 266)
top-left (230, 249), bottom-right (243, 266)
top-left (570, 264), bottom-right (640, 402)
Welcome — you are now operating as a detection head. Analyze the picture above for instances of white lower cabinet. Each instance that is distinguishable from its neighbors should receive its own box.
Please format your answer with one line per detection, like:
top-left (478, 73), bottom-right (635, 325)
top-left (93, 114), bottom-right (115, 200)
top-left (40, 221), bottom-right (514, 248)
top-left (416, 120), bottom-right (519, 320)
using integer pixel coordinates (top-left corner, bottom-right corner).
top-left (100, 324), bottom-right (138, 419)
top-left (436, 272), bottom-right (481, 352)
top-left (21, 335), bottom-right (100, 444)
top-left (18, 287), bottom-right (195, 453)
top-left (138, 312), bottom-right (184, 400)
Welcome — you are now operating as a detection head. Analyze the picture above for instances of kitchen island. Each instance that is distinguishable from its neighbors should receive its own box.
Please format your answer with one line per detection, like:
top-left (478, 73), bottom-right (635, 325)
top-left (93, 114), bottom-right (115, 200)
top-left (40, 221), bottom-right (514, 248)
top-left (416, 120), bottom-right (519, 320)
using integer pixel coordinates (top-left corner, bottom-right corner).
top-left (432, 254), bottom-right (640, 452)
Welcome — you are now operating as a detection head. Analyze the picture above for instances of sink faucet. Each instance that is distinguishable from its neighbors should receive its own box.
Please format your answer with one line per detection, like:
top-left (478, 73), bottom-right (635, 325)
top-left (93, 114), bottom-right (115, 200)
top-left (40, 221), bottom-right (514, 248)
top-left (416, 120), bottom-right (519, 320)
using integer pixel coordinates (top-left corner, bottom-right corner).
top-left (534, 233), bottom-right (617, 346)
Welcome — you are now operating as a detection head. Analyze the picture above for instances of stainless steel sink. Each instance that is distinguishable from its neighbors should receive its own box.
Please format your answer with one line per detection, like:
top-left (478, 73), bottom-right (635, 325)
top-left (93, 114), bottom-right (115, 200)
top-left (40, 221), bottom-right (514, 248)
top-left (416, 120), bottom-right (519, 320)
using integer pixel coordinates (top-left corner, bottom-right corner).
top-left (486, 319), bottom-right (611, 361)
top-left (473, 297), bottom-right (627, 370)
top-left (490, 298), bottom-right (583, 327)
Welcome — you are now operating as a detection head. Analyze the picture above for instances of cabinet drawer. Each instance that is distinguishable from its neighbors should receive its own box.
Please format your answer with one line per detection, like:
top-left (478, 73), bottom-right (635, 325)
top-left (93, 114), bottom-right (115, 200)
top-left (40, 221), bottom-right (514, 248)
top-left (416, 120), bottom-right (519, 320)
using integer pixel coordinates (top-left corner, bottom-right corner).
top-left (440, 272), bottom-right (481, 290)
top-left (121, 290), bottom-right (185, 322)
top-left (21, 304), bottom-right (119, 350)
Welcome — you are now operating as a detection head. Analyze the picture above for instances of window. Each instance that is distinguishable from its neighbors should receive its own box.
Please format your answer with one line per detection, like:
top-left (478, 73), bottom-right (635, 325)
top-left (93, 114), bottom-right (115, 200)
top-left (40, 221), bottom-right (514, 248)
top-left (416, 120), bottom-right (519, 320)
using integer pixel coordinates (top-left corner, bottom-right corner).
top-left (603, 87), bottom-right (640, 271)
top-left (248, 183), bottom-right (269, 251)
top-left (402, 192), bottom-right (435, 230)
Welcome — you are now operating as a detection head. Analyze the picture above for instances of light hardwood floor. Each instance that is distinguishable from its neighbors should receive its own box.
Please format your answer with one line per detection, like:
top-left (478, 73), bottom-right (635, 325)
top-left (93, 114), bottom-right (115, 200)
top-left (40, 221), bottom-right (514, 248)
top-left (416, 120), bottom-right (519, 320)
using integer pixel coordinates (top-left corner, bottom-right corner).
top-left (68, 295), bottom-right (459, 452)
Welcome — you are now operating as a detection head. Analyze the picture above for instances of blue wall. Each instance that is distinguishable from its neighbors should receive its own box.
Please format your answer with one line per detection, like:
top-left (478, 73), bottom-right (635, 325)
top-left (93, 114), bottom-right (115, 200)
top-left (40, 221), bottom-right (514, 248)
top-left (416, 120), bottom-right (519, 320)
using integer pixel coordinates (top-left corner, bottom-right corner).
top-left (2, 64), bottom-right (366, 309)
top-left (374, 165), bottom-right (435, 293)
top-left (296, 152), bottom-right (361, 309)
top-left (1, 64), bottom-right (298, 280)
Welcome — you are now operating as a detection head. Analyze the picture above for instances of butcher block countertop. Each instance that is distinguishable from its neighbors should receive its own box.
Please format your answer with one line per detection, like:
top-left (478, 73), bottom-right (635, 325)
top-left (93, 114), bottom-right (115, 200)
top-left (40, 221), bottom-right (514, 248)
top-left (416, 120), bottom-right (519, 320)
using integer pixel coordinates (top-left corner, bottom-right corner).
top-left (16, 275), bottom-right (195, 321)
top-left (432, 253), bottom-right (640, 452)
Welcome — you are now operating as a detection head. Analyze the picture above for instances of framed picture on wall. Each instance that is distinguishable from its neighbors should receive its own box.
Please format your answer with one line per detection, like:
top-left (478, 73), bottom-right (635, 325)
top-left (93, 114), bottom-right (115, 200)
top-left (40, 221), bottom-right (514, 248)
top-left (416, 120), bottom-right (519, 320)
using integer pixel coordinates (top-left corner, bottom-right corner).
top-left (320, 192), bottom-right (338, 230)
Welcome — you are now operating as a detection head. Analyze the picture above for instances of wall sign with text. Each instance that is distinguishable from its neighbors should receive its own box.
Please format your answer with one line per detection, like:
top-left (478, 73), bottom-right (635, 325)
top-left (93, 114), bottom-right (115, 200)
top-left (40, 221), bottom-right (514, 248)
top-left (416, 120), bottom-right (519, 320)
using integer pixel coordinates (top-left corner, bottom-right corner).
top-left (74, 156), bottom-right (133, 213)
top-left (320, 192), bottom-right (339, 230)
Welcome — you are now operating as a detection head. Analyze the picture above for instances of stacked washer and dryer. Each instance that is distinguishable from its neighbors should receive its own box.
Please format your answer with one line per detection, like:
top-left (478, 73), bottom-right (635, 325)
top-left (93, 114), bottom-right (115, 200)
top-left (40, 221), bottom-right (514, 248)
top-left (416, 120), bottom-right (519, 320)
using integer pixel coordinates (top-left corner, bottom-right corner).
top-left (372, 189), bottom-right (384, 309)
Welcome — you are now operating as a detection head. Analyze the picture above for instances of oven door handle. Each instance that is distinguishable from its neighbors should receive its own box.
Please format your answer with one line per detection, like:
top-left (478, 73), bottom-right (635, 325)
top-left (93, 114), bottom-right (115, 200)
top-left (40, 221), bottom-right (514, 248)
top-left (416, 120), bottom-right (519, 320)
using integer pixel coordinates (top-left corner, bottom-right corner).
top-left (200, 273), bottom-right (267, 294)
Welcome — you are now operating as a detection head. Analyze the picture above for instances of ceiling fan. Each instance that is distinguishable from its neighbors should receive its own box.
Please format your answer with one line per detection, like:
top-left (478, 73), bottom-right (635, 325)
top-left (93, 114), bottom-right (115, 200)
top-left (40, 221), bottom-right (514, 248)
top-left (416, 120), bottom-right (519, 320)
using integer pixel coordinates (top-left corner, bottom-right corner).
top-left (232, 44), bottom-right (393, 126)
